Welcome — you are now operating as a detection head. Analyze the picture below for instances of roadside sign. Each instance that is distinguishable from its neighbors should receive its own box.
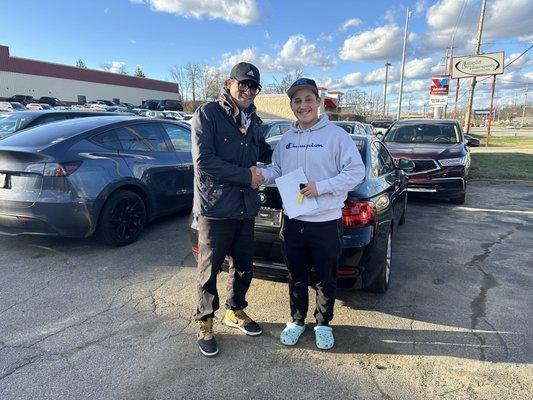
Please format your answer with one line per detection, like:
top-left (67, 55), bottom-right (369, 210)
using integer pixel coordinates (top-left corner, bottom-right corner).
top-left (451, 52), bottom-right (504, 79)
top-left (430, 75), bottom-right (449, 95)
top-left (429, 95), bottom-right (448, 106)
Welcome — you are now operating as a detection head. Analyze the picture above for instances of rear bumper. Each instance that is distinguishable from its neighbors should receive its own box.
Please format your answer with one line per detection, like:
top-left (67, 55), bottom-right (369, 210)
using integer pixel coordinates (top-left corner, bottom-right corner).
top-left (0, 201), bottom-right (95, 237)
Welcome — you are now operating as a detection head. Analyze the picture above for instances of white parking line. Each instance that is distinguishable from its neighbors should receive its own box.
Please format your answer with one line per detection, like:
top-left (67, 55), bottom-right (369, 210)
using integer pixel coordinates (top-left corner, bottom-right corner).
top-left (456, 206), bottom-right (533, 215)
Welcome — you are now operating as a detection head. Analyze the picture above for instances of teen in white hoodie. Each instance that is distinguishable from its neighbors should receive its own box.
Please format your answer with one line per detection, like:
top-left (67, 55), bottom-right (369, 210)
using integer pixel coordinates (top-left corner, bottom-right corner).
top-left (259, 78), bottom-right (365, 350)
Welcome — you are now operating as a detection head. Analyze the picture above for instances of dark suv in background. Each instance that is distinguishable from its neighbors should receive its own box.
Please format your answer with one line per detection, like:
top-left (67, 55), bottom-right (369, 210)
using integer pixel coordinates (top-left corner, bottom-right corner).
top-left (157, 99), bottom-right (183, 111)
top-left (382, 119), bottom-right (476, 204)
top-left (38, 97), bottom-right (66, 107)
top-left (7, 95), bottom-right (36, 105)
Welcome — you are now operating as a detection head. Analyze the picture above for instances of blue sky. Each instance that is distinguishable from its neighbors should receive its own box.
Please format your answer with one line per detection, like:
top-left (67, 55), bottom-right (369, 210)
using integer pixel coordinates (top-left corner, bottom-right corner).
top-left (2, 0), bottom-right (532, 112)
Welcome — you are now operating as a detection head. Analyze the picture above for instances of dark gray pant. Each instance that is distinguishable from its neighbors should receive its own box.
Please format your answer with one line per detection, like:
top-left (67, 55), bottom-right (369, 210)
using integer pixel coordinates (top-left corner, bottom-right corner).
top-left (280, 216), bottom-right (342, 326)
top-left (194, 216), bottom-right (255, 321)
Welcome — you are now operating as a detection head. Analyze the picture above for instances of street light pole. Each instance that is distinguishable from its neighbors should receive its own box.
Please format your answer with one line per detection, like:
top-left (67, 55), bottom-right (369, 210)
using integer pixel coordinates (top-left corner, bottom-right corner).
top-left (396, 7), bottom-right (412, 120)
top-left (383, 62), bottom-right (391, 117)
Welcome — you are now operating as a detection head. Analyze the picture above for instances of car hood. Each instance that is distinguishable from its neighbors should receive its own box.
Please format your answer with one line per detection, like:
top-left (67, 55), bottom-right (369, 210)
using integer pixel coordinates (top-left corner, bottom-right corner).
top-left (384, 142), bottom-right (465, 159)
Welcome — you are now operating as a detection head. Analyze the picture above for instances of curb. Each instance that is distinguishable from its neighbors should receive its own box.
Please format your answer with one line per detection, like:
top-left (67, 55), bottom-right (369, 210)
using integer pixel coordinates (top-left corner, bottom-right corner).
top-left (470, 178), bottom-right (533, 186)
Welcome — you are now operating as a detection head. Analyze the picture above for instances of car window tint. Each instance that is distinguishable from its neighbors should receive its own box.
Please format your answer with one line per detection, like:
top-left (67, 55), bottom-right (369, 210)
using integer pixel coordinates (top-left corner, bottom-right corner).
top-left (91, 130), bottom-right (122, 150)
top-left (116, 123), bottom-right (169, 151)
top-left (162, 123), bottom-right (191, 152)
top-left (371, 142), bottom-right (395, 176)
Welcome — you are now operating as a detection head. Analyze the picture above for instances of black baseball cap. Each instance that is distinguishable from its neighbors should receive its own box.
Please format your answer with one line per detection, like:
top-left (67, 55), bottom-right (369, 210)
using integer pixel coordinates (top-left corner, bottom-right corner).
top-left (230, 62), bottom-right (261, 88)
top-left (287, 77), bottom-right (319, 99)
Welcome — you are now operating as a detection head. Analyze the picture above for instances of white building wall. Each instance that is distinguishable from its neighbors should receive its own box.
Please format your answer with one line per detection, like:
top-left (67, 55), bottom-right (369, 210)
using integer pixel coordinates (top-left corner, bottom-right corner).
top-left (0, 71), bottom-right (181, 105)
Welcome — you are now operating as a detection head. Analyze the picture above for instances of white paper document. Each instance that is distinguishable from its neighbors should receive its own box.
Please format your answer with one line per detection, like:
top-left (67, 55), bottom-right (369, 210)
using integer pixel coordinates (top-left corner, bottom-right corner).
top-left (274, 167), bottom-right (318, 219)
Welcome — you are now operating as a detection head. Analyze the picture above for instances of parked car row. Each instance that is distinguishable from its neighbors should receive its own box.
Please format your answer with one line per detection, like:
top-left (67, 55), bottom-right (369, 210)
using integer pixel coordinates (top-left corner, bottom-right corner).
top-left (0, 112), bottom-right (477, 295)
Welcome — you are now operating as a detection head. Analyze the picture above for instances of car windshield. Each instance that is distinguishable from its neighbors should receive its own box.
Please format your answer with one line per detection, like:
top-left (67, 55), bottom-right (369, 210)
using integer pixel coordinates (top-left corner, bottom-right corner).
top-left (335, 122), bottom-right (356, 134)
top-left (0, 114), bottom-right (34, 138)
top-left (384, 123), bottom-right (459, 144)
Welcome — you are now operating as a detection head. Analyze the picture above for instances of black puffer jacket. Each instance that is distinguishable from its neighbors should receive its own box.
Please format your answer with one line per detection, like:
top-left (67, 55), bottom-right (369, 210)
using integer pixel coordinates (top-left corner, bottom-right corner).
top-left (192, 101), bottom-right (272, 219)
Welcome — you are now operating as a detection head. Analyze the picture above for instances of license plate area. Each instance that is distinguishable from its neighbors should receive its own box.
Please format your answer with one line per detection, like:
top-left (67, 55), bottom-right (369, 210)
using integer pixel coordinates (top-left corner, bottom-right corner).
top-left (256, 207), bottom-right (282, 228)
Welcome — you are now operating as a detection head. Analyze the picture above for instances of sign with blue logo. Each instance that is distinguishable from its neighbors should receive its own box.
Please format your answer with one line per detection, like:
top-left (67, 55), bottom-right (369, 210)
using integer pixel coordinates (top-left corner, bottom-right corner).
top-left (430, 75), bottom-right (450, 95)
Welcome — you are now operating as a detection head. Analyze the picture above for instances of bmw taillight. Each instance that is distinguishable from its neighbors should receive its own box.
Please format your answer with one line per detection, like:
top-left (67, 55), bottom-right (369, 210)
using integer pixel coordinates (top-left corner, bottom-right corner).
top-left (342, 199), bottom-right (376, 228)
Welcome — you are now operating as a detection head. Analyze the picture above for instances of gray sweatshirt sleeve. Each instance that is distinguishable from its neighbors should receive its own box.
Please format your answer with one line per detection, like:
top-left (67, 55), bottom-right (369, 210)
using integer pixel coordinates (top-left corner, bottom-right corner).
top-left (259, 139), bottom-right (283, 184)
top-left (315, 133), bottom-right (365, 196)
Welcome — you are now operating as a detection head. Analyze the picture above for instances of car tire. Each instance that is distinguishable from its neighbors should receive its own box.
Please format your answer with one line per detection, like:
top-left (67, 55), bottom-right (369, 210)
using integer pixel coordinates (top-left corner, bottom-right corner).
top-left (399, 194), bottom-right (407, 226)
top-left (96, 190), bottom-right (147, 246)
top-left (365, 230), bottom-right (392, 293)
top-left (450, 193), bottom-right (466, 204)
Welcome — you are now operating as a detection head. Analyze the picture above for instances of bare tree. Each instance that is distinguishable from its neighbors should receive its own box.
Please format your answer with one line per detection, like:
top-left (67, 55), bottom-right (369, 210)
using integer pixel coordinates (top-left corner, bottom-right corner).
top-left (202, 67), bottom-right (225, 100)
top-left (269, 68), bottom-right (305, 94)
top-left (169, 65), bottom-right (190, 101)
top-left (76, 59), bottom-right (87, 68)
top-left (134, 65), bottom-right (146, 78)
top-left (186, 63), bottom-right (203, 102)
top-left (100, 63), bottom-right (128, 75)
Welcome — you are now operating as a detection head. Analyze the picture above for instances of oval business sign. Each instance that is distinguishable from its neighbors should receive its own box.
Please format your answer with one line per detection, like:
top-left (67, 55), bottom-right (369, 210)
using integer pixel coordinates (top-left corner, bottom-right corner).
top-left (451, 52), bottom-right (504, 78)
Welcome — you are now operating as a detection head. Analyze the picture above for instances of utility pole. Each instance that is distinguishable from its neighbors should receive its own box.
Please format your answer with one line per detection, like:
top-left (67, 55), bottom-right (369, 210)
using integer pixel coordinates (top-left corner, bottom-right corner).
top-left (521, 83), bottom-right (528, 128)
top-left (383, 62), bottom-right (391, 117)
top-left (463, 0), bottom-right (487, 133)
top-left (396, 7), bottom-right (412, 120)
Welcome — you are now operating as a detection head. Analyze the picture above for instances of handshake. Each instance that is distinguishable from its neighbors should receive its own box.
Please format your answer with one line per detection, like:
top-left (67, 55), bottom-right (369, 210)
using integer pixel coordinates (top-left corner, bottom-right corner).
top-left (249, 166), bottom-right (265, 189)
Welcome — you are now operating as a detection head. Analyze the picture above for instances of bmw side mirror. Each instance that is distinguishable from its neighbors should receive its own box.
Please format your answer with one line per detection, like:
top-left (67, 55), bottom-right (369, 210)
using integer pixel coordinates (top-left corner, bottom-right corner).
top-left (398, 158), bottom-right (415, 172)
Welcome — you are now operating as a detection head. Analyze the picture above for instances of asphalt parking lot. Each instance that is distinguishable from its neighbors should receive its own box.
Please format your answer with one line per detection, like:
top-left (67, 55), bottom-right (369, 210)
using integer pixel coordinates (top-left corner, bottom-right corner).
top-left (1, 181), bottom-right (532, 400)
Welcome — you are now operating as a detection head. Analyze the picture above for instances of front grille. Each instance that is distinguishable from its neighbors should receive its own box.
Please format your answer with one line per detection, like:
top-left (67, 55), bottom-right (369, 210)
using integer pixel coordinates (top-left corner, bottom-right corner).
top-left (410, 159), bottom-right (439, 174)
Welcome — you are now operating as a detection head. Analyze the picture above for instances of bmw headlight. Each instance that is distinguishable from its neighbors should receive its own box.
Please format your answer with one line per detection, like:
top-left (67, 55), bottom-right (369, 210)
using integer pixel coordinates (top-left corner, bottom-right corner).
top-left (439, 155), bottom-right (468, 167)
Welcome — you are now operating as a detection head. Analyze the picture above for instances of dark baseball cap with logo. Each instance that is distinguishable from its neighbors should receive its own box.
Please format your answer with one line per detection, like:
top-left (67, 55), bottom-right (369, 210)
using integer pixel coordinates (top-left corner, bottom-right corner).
top-left (230, 62), bottom-right (261, 88)
top-left (287, 77), bottom-right (319, 99)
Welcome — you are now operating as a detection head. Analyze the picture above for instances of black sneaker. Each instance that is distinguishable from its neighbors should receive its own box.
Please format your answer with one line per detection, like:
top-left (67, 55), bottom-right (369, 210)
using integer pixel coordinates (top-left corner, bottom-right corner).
top-left (197, 318), bottom-right (218, 357)
top-left (223, 309), bottom-right (262, 336)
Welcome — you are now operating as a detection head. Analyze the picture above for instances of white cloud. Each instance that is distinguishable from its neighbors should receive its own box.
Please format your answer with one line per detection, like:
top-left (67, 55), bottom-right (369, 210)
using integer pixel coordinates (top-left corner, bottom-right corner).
top-left (263, 31), bottom-right (270, 39)
top-left (421, 0), bottom-right (533, 55)
top-left (484, 0), bottom-right (533, 41)
top-left (415, 0), bottom-right (426, 13)
top-left (129, 39), bottom-right (136, 44)
top-left (340, 25), bottom-right (415, 61)
top-left (384, 9), bottom-right (396, 24)
top-left (317, 33), bottom-right (334, 42)
top-left (133, 0), bottom-right (260, 25)
top-left (340, 18), bottom-right (362, 31)
top-left (505, 53), bottom-right (530, 69)
top-left (220, 34), bottom-right (335, 74)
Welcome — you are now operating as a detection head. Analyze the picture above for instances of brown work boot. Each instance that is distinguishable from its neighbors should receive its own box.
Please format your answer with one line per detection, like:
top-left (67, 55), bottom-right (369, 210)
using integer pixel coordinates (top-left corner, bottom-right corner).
top-left (222, 309), bottom-right (262, 336)
top-left (196, 318), bottom-right (218, 357)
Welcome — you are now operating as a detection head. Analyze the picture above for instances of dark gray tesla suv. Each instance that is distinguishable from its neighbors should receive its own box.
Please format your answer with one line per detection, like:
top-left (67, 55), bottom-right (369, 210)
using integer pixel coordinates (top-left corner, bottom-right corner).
top-left (0, 116), bottom-right (193, 245)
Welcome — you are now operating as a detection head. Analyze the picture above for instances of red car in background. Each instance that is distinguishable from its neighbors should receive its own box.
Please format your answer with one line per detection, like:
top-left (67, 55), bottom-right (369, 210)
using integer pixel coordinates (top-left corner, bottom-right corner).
top-left (382, 119), bottom-right (477, 204)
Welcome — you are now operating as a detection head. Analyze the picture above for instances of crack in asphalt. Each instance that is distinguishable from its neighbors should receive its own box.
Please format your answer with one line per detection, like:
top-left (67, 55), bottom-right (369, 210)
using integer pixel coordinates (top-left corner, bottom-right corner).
top-left (467, 230), bottom-right (513, 361)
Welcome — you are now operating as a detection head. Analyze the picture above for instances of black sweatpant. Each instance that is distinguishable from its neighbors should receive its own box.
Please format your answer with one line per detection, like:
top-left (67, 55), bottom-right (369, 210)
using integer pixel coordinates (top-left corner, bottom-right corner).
top-left (194, 216), bottom-right (255, 321)
top-left (280, 215), bottom-right (343, 326)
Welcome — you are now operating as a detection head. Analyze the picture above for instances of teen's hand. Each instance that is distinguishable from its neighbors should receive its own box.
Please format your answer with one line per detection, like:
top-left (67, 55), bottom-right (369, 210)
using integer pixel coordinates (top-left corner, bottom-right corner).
top-left (301, 181), bottom-right (318, 198)
top-left (250, 166), bottom-right (264, 189)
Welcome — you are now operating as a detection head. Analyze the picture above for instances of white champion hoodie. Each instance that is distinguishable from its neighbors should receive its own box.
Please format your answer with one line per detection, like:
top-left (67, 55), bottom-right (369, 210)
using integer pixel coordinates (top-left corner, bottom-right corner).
top-left (261, 114), bottom-right (365, 222)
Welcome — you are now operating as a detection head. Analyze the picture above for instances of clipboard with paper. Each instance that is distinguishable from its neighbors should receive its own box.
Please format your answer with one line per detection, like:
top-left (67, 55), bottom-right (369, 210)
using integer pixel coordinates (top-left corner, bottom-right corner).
top-left (275, 167), bottom-right (318, 219)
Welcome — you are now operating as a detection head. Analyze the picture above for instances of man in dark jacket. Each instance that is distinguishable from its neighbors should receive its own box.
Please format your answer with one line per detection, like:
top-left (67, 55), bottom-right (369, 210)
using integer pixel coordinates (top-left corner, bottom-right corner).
top-left (191, 62), bottom-right (272, 357)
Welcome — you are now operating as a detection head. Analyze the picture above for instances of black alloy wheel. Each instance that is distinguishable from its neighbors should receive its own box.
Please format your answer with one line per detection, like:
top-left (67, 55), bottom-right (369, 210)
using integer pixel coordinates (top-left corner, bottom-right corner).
top-left (97, 190), bottom-right (147, 246)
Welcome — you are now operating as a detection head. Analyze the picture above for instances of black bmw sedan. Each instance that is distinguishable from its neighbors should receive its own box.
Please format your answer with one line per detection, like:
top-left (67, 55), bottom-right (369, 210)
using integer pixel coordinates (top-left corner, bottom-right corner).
top-left (0, 116), bottom-right (193, 245)
top-left (189, 135), bottom-right (414, 293)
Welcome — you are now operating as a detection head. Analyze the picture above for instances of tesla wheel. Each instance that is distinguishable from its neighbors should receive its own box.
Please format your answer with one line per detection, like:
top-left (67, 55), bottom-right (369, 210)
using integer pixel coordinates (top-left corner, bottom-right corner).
top-left (365, 231), bottom-right (392, 293)
top-left (399, 195), bottom-right (407, 226)
top-left (450, 193), bottom-right (466, 204)
top-left (96, 190), bottom-right (147, 246)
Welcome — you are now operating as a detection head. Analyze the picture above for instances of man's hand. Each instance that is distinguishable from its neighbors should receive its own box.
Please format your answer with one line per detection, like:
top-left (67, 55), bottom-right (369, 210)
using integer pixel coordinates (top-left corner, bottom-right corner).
top-left (300, 181), bottom-right (318, 198)
top-left (250, 166), bottom-right (264, 189)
